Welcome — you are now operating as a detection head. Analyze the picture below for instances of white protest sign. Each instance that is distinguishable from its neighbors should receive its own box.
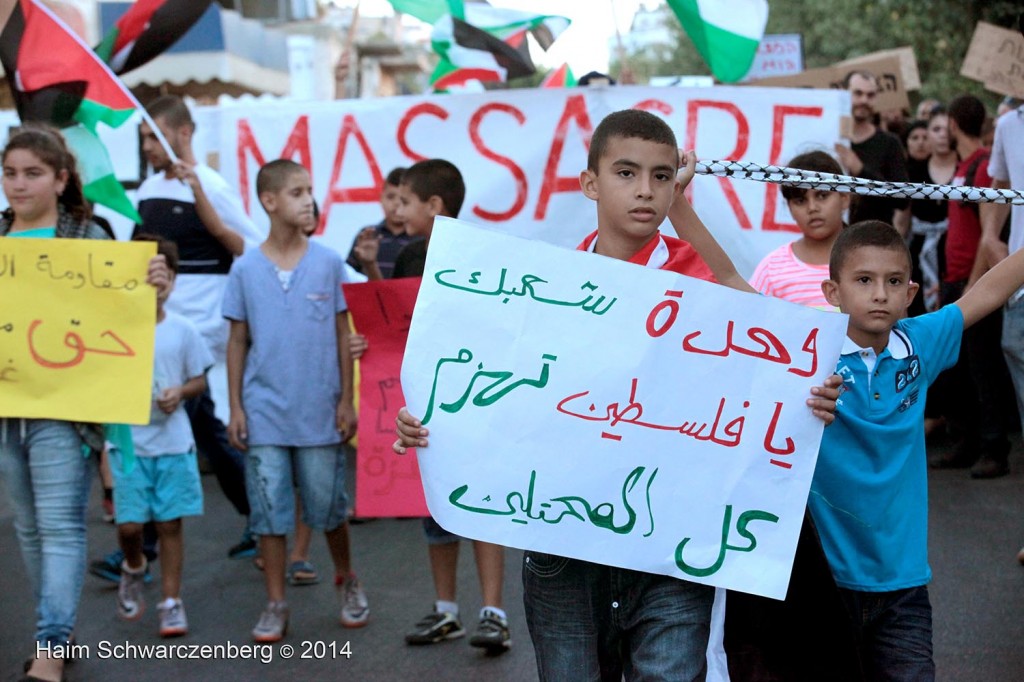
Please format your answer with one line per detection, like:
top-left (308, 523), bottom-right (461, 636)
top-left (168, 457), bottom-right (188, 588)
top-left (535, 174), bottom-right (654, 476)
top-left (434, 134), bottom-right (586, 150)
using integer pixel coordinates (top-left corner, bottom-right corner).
top-left (402, 218), bottom-right (848, 599)
top-left (211, 85), bottom-right (847, 277)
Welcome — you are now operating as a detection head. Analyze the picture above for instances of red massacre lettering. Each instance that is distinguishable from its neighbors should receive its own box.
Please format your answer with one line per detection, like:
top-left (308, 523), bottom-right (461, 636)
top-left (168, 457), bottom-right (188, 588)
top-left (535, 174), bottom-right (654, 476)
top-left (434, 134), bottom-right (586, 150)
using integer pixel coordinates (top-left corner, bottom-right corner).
top-left (534, 94), bottom-right (594, 221)
top-left (760, 105), bottom-right (824, 233)
top-left (469, 103), bottom-right (529, 222)
top-left (645, 290), bottom-right (684, 337)
top-left (632, 99), bottom-right (673, 116)
top-left (236, 115), bottom-right (312, 214)
top-left (397, 102), bottom-right (450, 163)
top-left (686, 100), bottom-right (752, 229)
top-left (318, 114), bottom-right (384, 235)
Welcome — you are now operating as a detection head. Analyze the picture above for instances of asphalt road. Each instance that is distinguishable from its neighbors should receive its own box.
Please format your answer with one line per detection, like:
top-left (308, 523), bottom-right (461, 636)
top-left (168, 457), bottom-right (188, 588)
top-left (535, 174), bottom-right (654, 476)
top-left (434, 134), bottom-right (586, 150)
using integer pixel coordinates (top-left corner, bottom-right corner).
top-left (2, 439), bottom-right (1023, 681)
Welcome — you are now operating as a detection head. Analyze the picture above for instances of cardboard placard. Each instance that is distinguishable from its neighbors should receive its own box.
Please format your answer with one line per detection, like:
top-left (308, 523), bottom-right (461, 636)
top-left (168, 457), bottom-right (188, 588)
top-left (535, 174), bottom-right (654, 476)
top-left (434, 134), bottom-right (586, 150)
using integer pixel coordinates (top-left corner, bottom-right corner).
top-left (839, 46), bottom-right (921, 91)
top-left (960, 21), bottom-right (1024, 99)
top-left (749, 55), bottom-right (909, 112)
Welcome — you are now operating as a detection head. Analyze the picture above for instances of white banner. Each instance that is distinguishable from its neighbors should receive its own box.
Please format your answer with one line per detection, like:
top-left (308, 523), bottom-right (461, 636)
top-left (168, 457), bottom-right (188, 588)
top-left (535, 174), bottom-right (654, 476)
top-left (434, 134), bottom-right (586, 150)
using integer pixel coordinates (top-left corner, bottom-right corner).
top-left (210, 85), bottom-right (848, 276)
top-left (402, 217), bottom-right (848, 599)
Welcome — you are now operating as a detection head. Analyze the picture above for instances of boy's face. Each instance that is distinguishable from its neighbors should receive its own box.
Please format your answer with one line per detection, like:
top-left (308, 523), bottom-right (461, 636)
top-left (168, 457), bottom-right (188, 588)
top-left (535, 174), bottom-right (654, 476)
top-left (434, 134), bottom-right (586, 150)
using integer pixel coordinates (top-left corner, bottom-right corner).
top-left (381, 183), bottom-right (406, 232)
top-left (822, 246), bottom-right (919, 349)
top-left (580, 135), bottom-right (678, 250)
top-left (786, 189), bottom-right (849, 242)
top-left (261, 170), bottom-right (314, 230)
top-left (396, 182), bottom-right (439, 238)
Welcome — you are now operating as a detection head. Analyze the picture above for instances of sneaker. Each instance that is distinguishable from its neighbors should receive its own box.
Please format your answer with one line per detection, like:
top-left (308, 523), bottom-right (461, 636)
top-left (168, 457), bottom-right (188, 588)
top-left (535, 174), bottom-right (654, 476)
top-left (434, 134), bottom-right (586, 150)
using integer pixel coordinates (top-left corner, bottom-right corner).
top-left (117, 560), bottom-right (147, 621)
top-left (252, 601), bottom-right (289, 643)
top-left (102, 498), bottom-right (115, 524)
top-left (337, 574), bottom-right (369, 628)
top-left (228, 529), bottom-right (257, 560)
top-left (404, 608), bottom-right (465, 645)
top-left (158, 598), bottom-right (188, 637)
top-left (970, 453), bottom-right (1010, 479)
top-left (90, 549), bottom-right (154, 585)
top-left (469, 608), bottom-right (511, 654)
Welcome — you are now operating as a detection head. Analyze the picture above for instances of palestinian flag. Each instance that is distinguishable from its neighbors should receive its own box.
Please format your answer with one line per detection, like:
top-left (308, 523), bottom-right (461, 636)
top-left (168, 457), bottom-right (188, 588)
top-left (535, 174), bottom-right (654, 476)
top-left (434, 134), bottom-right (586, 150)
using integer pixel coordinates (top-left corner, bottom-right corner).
top-left (540, 63), bottom-right (577, 88)
top-left (389, 0), bottom-right (569, 91)
top-left (667, 0), bottom-right (768, 83)
top-left (0, 0), bottom-right (143, 221)
top-left (95, 0), bottom-right (213, 75)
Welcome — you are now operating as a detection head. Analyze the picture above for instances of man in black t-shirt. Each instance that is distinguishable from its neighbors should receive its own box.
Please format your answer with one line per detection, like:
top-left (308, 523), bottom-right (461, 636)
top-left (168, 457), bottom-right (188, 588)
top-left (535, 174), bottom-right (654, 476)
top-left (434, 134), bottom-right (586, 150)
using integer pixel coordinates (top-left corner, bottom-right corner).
top-left (834, 71), bottom-right (910, 233)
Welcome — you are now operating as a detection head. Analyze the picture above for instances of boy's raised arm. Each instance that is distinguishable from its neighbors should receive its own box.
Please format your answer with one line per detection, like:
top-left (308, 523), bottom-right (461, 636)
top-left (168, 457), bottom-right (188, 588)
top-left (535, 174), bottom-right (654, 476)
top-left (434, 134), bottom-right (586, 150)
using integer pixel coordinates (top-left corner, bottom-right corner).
top-left (956, 242), bottom-right (1024, 329)
top-left (668, 150), bottom-right (755, 294)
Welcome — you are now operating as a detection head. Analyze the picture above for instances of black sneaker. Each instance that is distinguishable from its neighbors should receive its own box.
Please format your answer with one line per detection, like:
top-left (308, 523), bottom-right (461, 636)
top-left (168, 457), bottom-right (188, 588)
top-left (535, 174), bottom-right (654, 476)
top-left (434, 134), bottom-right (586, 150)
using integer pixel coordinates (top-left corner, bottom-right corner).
top-left (228, 530), bottom-right (257, 559)
top-left (469, 608), bottom-right (511, 654)
top-left (89, 550), bottom-right (153, 584)
top-left (404, 609), bottom-right (465, 645)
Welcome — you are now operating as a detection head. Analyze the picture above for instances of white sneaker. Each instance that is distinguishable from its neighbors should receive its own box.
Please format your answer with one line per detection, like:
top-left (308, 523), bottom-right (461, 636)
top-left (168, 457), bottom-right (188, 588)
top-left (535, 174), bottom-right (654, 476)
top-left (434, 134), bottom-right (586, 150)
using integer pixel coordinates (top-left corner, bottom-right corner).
top-left (338, 574), bottom-right (369, 627)
top-left (252, 601), bottom-right (289, 642)
top-left (158, 597), bottom-right (188, 637)
top-left (117, 559), bottom-right (147, 620)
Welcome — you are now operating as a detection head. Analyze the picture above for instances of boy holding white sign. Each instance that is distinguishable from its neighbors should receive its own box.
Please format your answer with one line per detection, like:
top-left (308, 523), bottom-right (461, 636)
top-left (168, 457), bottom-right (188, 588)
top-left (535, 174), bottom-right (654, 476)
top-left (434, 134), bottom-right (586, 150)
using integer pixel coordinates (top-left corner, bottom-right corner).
top-left (812, 219), bottom-right (1024, 678)
top-left (395, 110), bottom-right (842, 680)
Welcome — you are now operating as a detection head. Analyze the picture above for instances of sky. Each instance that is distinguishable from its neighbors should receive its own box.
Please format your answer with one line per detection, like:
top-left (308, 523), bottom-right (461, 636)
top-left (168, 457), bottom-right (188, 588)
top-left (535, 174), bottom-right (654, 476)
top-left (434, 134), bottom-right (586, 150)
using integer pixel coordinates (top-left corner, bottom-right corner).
top-left (337, 0), bottom-right (655, 75)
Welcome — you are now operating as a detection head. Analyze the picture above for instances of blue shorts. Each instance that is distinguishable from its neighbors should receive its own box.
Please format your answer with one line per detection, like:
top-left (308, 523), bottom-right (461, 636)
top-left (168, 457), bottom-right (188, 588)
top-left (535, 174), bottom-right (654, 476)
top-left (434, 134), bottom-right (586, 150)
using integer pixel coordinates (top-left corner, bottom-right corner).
top-left (246, 444), bottom-right (349, 535)
top-left (423, 516), bottom-right (461, 545)
top-left (111, 452), bottom-right (204, 523)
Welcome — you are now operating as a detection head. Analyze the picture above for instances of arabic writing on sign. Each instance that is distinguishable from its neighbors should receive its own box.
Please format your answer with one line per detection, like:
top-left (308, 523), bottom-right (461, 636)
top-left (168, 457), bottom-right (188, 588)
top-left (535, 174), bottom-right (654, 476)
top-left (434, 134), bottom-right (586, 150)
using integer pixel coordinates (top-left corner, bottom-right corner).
top-left (646, 290), bottom-right (819, 377)
top-left (555, 377), bottom-right (796, 466)
top-left (675, 505), bottom-right (780, 577)
top-left (435, 267), bottom-right (617, 315)
top-left (36, 253), bottom-right (139, 291)
top-left (0, 254), bottom-right (14, 278)
top-left (422, 348), bottom-right (557, 425)
top-left (450, 466), bottom-right (658, 537)
top-left (27, 319), bottom-right (136, 369)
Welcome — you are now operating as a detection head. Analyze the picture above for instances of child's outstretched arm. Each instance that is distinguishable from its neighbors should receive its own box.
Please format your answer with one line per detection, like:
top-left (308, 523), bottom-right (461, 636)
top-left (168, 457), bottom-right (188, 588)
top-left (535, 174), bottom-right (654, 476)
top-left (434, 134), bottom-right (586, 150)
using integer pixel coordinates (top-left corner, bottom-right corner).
top-left (956, 241), bottom-right (1024, 329)
top-left (668, 150), bottom-right (755, 294)
top-left (337, 311), bottom-right (357, 441)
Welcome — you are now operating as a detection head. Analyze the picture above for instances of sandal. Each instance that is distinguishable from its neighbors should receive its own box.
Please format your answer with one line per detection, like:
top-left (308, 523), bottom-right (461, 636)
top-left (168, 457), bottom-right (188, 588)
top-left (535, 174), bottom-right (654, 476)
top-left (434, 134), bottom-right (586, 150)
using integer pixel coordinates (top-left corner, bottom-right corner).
top-left (286, 560), bottom-right (320, 586)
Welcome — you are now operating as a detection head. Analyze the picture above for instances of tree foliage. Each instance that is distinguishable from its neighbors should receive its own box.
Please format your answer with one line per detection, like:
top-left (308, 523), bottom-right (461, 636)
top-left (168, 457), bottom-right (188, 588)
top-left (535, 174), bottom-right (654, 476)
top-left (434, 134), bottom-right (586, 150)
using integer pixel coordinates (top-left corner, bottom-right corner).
top-left (612, 0), bottom-right (1021, 109)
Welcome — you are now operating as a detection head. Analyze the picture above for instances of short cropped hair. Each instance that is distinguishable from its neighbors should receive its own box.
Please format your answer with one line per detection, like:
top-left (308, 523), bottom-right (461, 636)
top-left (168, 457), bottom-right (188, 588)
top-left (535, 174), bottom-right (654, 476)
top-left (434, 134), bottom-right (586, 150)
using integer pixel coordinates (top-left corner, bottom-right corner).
top-left (829, 220), bottom-right (910, 280)
top-left (134, 232), bottom-right (180, 274)
top-left (781, 151), bottom-right (844, 201)
top-left (146, 95), bottom-right (194, 131)
top-left (842, 70), bottom-right (877, 89)
top-left (588, 109), bottom-right (677, 172)
top-left (402, 159), bottom-right (465, 218)
top-left (948, 94), bottom-right (986, 138)
top-left (385, 166), bottom-right (406, 186)
top-left (256, 159), bottom-right (307, 196)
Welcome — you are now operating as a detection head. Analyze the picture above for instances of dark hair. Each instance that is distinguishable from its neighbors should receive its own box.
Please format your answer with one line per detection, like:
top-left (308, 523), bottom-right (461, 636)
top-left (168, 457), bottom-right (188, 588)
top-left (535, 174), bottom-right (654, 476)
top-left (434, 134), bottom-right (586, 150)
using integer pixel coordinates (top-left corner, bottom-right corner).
top-left (947, 94), bottom-right (986, 138)
top-left (926, 105), bottom-right (947, 123)
top-left (842, 70), bottom-right (877, 89)
top-left (829, 220), bottom-right (910, 280)
top-left (146, 95), bottom-right (194, 131)
top-left (781, 151), bottom-right (844, 201)
top-left (577, 71), bottom-right (616, 87)
top-left (385, 166), bottom-right (406, 186)
top-left (402, 159), bottom-right (465, 218)
top-left (2, 125), bottom-right (90, 223)
top-left (588, 109), bottom-right (677, 172)
top-left (902, 119), bottom-right (927, 146)
top-left (256, 158), bottom-right (307, 196)
top-left (133, 232), bottom-right (180, 274)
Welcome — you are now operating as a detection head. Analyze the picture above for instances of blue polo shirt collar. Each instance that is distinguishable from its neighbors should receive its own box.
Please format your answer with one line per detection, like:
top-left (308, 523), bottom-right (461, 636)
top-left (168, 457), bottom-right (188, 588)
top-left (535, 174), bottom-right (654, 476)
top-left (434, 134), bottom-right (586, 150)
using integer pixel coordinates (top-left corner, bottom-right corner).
top-left (840, 328), bottom-right (913, 359)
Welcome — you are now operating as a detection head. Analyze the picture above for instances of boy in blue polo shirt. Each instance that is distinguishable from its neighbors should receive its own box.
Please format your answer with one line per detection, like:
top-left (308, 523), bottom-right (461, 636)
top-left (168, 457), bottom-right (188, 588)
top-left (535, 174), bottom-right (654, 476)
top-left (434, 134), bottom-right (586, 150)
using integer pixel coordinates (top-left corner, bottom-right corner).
top-left (224, 159), bottom-right (366, 642)
top-left (812, 219), bottom-right (1024, 679)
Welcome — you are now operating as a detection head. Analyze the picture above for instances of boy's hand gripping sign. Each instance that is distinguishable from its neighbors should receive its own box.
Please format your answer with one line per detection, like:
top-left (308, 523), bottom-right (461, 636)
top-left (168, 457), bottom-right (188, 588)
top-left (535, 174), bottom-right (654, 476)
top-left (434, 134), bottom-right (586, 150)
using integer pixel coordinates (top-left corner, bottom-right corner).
top-left (0, 238), bottom-right (156, 424)
top-left (402, 218), bottom-right (848, 599)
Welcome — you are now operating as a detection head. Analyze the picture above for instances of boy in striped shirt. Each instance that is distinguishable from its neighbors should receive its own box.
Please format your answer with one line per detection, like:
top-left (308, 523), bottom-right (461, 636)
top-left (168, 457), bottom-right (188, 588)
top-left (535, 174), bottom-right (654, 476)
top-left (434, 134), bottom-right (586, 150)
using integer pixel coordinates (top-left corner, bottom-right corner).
top-left (750, 151), bottom-right (849, 309)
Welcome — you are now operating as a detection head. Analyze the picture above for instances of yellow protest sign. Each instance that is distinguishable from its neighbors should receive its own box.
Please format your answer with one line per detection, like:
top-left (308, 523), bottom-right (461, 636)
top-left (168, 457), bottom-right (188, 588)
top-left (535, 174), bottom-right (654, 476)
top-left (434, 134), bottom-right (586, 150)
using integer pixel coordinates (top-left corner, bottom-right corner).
top-left (0, 238), bottom-right (156, 424)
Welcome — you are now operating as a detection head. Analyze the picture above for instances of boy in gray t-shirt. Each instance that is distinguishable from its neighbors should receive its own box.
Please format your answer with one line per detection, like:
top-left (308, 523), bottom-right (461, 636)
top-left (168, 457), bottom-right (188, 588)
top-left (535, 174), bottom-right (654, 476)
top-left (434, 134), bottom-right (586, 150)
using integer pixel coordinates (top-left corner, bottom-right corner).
top-left (223, 160), bottom-right (366, 643)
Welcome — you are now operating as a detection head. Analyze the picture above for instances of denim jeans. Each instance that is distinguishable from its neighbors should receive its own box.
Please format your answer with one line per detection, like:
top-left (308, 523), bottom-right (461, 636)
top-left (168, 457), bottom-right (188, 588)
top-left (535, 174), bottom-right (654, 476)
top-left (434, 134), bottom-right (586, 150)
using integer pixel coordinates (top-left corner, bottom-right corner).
top-left (523, 552), bottom-right (713, 681)
top-left (245, 444), bottom-right (348, 535)
top-left (0, 419), bottom-right (90, 646)
top-left (838, 585), bottom-right (934, 682)
top-left (1001, 295), bottom-right (1024, 430)
top-left (185, 386), bottom-right (249, 517)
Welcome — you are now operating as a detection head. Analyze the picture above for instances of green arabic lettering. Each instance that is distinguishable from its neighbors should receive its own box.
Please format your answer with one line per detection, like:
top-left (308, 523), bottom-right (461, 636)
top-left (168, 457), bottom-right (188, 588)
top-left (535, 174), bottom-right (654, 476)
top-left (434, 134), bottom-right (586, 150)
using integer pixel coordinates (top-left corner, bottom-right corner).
top-left (674, 505), bottom-right (780, 578)
top-left (422, 348), bottom-right (474, 425)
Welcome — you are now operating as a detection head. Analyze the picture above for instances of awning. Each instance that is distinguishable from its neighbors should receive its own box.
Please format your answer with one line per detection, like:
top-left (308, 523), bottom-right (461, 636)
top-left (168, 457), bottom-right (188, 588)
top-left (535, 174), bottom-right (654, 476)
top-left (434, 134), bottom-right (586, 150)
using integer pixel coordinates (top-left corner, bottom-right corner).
top-left (99, 2), bottom-right (290, 97)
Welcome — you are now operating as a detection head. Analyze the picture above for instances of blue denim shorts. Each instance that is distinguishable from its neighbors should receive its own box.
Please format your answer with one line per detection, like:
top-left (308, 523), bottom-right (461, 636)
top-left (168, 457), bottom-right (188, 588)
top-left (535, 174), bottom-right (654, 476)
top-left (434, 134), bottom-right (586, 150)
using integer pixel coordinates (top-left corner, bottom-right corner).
top-left (111, 452), bottom-right (204, 523)
top-left (246, 444), bottom-right (349, 535)
top-left (422, 515), bottom-right (461, 545)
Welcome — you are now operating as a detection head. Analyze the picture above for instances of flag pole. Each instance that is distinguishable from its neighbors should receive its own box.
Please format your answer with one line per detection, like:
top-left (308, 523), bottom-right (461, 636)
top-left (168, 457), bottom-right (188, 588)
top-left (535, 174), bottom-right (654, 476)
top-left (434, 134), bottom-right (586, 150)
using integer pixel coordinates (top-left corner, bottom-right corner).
top-left (26, 0), bottom-right (178, 163)
top-left (608, 0), bottom-right (634, 83)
